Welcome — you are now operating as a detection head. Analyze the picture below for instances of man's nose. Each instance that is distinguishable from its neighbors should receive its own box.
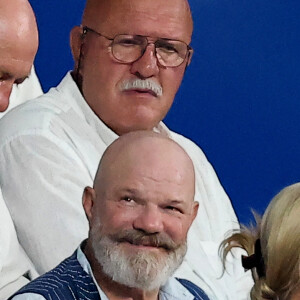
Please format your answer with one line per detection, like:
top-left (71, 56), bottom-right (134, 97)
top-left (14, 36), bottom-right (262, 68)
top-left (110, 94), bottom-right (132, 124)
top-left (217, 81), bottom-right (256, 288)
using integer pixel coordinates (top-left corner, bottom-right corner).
top-left (130, 44), bottom-right (160, 79)
top-left (0, 82), bottom-right (13, 112)
top-left (133, 205), bottom-right (164, 234)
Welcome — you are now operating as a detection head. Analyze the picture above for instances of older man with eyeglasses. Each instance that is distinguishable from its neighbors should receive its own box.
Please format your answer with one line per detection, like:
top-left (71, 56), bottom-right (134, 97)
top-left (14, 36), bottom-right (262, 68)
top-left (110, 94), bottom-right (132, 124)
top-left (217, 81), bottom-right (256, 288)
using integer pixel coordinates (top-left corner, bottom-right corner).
top-left (0, 0), bottom-right (252, 298)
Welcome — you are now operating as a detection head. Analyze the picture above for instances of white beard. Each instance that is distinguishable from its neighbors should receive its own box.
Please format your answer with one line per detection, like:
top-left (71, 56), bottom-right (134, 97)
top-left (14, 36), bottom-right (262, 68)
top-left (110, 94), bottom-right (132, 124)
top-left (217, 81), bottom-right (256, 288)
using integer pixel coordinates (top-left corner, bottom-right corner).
top-left (90, 226), bottom-right (187, 291)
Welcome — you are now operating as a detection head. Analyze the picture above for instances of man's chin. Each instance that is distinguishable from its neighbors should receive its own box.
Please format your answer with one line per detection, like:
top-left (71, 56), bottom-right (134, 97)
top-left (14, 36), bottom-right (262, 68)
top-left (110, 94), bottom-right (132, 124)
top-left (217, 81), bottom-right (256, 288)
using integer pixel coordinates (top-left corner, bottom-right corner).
top-left (110, 105), bottom-right (165, 135)
top-left (91, 232), bottom-right (187, 291)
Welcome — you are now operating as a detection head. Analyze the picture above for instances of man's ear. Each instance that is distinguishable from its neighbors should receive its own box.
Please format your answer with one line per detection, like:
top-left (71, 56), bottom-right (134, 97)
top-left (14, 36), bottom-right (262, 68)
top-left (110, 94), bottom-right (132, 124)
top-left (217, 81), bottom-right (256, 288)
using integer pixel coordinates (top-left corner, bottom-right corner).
top-left (70, 26), bottom-right (83, 67)
top-left (82, 186), bottom-right (96, 221)
top-left (191, 201), bottom-right (199, 224)
top-left (187, 49), bottom-right (193, 66)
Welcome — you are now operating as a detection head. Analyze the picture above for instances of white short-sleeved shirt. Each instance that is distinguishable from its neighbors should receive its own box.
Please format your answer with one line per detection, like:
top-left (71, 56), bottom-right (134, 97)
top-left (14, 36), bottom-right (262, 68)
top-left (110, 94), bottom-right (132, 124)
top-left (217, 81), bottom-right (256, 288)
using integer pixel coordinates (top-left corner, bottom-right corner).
top-left (0, 67), bottom-right (42, 299)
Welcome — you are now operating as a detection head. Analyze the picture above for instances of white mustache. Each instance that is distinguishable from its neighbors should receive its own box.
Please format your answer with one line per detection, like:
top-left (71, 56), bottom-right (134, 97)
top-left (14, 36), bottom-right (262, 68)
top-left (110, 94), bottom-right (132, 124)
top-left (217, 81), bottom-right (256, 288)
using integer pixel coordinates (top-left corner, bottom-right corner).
top-left (119, 79), bottom-right (163, 97)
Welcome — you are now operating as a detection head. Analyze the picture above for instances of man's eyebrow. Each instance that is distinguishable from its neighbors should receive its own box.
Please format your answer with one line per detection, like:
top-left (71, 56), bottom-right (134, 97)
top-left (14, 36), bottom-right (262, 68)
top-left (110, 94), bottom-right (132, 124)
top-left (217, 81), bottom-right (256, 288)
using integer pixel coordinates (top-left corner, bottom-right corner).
top-left (0, 72), bottom-right (29, 83)
top-left (0, 71), bottom-right (13, 80)
top-left (165, 199), bottom-right (186, 206)
top-left (119, 188), bottom-right (145, 201)
top-left (120, 188), bottom-right (140, 195)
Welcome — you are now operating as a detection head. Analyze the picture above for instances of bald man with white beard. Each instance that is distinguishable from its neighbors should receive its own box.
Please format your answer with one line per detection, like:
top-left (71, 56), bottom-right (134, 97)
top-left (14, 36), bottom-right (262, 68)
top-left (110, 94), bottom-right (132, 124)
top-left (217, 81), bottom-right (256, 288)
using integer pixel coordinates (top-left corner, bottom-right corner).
top-left (0, 0), bottom-right (42, 298)
top-left (10, 131), bottom-right (210, 300)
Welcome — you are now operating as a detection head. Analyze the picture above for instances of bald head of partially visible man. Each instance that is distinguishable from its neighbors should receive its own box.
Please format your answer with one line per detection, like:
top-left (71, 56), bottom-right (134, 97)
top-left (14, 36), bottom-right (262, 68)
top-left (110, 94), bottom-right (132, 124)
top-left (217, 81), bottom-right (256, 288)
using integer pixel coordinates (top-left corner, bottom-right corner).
top-left (0, 0), bottom-right (38, 112)
top-left (82, 131), bottom-right (198, 296)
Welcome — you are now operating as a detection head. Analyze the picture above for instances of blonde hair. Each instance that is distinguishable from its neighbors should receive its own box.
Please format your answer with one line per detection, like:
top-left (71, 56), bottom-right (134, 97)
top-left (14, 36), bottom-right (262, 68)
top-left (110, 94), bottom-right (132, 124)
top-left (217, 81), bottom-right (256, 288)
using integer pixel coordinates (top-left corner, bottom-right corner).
top-left (221, 183), bottom-right (300, 300)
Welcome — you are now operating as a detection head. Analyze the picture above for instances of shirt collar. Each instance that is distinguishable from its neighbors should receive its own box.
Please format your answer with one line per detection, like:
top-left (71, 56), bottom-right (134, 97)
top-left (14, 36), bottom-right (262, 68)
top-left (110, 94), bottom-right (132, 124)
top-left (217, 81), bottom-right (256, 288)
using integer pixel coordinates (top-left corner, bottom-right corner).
top-left (76, 245), bottom-right (194, 300)
top-left (57, 72), bottom-right (172, 147)
top-left (77, 243), bottom-right (109, 300)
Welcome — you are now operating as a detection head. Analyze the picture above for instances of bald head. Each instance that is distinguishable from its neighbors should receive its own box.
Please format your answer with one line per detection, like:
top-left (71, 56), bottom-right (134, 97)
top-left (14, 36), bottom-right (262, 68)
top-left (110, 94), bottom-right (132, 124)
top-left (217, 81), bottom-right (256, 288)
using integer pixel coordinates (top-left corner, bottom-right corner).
top-left (94, 131), bottom-right (195, 197)
top-left (82, 0), bottom-right (193, 38)
top-left (0, 0), bottom-right (38, 111)
top-left (0, 0), bottom-right (38, 35)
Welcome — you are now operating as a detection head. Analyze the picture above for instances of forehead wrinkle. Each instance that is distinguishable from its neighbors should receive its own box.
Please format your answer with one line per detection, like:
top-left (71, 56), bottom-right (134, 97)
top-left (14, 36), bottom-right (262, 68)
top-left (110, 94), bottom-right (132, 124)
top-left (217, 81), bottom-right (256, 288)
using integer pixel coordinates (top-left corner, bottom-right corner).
top-left (117, 12), bottom-right (187, 39)
top-left (0, 53), bottom-right (32, 63)
top-left (94, 132), bottom-right (195, 192)
top-left (83, 0), bottom-right (193, 41)
top-left (0, 53), bottom-right (33, 76)
top-left (0, 34), bottom-right (36, 59)
top-left (112, 155), bottom-right (195, 202)
top-left (121, 176), bottom-right (189, 203)
top-left (139, 169), bottom-right (190, 185)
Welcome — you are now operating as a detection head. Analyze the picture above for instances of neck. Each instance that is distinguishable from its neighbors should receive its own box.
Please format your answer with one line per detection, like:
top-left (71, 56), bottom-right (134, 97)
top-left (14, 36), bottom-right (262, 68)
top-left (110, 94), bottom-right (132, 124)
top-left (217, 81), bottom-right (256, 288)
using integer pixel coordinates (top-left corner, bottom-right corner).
top-left (71, 70), bottom-right (83, 92)
top-left (84, 241), bottom-right (160, 300)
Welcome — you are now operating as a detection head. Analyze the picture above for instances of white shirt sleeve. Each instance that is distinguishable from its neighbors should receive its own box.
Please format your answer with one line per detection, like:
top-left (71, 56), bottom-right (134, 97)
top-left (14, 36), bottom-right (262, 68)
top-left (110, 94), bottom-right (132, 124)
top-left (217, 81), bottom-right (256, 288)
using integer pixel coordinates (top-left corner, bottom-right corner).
top-left (0, 132), bottom-right (91, 274)
top-left (11, 293), bottom-right (46, 300)
top-left (0, 66), bottom-right (42, 299)
top-left (0, 191), bottom-right (38, 299)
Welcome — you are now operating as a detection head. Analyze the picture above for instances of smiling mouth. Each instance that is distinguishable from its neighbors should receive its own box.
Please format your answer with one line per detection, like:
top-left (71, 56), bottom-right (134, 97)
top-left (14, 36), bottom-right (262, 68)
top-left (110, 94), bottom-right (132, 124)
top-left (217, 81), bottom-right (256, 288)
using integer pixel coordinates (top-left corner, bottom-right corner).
top-left (122, 241), bottom-right (165, 252)
top-left (118, 238), bottom-right (169, 252)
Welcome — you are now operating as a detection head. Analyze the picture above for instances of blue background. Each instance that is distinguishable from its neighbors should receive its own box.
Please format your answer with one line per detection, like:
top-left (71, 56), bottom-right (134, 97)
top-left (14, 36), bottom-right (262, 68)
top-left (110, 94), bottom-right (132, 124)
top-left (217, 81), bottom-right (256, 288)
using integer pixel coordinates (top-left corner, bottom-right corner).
top-left (29, 0), bottom-right (300, 224)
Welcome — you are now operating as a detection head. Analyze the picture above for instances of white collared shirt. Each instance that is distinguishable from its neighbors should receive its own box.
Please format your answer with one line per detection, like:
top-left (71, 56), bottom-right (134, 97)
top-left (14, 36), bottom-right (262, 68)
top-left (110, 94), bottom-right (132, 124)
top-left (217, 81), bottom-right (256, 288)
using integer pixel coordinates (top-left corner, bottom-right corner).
top-left (0, 72), bottom-right (252, 299)
top-left (0, 191), bottom-right (38, 300)
top-left (11, 246), bottom-right (195, 300)
top-left (0, 67), bottom-right (43, 299)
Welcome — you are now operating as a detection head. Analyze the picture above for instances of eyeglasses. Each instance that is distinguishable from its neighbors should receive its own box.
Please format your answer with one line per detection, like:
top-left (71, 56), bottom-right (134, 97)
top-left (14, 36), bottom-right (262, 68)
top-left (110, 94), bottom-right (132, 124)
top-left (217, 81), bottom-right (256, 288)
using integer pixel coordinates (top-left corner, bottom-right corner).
top-left (82, 26), bottom-right (192, 68)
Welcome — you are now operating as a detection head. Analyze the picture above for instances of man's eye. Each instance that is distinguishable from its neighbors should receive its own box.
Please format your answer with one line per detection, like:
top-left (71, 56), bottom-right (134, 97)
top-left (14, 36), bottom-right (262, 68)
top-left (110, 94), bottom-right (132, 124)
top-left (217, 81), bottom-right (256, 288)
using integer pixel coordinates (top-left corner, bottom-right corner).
top-left (165, 206), bottom-right (182, 213)
top-left (121, 196), bottom-right (134, 202)
top-left (157, 43), bottom-right (178, 54)
top-left (118, 38), bottom-right (141, 47)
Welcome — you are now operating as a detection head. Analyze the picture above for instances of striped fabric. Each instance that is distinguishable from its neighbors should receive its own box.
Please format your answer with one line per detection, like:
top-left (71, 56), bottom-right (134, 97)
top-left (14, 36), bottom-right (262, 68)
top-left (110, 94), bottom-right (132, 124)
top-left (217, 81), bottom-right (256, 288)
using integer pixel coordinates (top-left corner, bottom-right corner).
top-left (176, 278), bottom-right (210, 300)
top-left (10, 251), bottom-right (210, 300)
top-left (9, 251), bottom-right (100, 300)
